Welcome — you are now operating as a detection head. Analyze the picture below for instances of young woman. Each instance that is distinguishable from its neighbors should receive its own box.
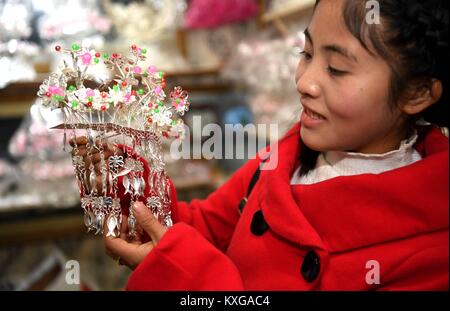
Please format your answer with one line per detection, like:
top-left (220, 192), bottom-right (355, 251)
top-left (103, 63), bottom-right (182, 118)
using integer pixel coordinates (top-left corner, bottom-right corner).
top-left (75, 0), bottom-right (449, 290)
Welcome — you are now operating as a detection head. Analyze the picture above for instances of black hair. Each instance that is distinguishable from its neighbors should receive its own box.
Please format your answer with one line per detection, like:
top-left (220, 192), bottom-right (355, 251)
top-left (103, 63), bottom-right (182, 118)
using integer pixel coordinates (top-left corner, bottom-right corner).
top-left (299, 0), bottom-right (449, 177)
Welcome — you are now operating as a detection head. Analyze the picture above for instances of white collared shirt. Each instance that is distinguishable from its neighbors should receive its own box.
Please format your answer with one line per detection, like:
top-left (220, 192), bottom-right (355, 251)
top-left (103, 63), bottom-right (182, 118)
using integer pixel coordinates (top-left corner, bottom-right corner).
top-left (291, 132), bottom-right (422, 185)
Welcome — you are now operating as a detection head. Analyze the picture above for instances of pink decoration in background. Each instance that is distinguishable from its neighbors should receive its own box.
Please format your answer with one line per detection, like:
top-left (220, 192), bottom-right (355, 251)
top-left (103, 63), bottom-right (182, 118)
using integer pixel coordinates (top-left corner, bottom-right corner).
top-left (184, 0), bottom-right (259, 29)
top-left (87, 12), bottom-right (112, 33)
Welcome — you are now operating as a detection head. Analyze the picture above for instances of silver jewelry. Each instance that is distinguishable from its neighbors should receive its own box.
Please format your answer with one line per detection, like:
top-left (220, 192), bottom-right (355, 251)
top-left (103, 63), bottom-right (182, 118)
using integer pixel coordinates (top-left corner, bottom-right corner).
top-left (38, 44), bottom-right (190, 237)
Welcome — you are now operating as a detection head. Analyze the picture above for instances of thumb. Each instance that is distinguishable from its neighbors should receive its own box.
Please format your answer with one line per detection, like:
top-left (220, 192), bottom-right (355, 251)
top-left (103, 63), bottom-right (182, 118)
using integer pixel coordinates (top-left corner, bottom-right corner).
top-left (132, 201), bottom-right (167, 244)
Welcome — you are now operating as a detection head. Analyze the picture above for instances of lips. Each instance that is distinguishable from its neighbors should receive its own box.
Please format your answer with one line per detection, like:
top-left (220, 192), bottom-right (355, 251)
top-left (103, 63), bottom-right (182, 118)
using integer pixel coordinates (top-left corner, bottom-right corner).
top-left (302, 105), bottom-right (326, 120)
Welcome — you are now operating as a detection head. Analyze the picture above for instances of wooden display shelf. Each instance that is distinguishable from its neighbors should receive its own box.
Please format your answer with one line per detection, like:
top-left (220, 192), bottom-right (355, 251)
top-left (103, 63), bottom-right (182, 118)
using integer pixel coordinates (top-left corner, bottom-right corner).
top-left (0, 206), bottom-right (85, 247)
top-left (261, 0), bottom-right (315, 23)
top-left (256, 0), bottom-right (314, 38)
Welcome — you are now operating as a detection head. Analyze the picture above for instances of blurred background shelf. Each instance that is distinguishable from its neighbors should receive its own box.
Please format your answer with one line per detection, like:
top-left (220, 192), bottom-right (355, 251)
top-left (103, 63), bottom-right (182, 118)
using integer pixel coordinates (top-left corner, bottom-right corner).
top-left (0, 205), bottom-right (84, 247)
top-left (0, 169), bottom-right (222, 247)
top-left (0, 0), bottom-right (309, 290)
top-left (261, 0), bottom-right (315, 23)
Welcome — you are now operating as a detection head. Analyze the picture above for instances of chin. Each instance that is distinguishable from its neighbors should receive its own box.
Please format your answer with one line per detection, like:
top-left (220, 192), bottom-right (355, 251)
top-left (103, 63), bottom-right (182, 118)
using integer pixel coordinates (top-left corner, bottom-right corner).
top-left (300, 127), bottom-right (328, 152)
top-left (300, 127), bottom-right (358, 153)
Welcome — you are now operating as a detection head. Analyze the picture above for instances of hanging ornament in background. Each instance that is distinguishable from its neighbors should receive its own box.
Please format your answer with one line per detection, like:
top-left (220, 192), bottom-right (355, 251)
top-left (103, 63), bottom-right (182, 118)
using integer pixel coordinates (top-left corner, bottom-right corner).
top-left (184, 0), bottom-right (259, 29)
top-left (36, 0), bottom-right (111, 42)
top-left (103, 0), bottom-right (186, 43)
top-left (221, 27), bottom-right (308, 139)
top-left (37, 43), bottom-right (190, 237)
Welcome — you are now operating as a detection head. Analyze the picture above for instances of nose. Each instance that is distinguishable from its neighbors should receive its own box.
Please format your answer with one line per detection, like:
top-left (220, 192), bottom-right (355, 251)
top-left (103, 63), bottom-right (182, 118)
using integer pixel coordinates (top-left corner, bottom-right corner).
top-left (296, 61), bottom-right (321, 100)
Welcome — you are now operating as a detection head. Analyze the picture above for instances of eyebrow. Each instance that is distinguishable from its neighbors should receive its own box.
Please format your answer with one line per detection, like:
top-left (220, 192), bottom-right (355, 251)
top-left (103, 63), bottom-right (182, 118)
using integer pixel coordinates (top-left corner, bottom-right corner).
top-left (303, 28), bottom-right (358, 63)
top-left (323, 45), bottom-right (358, 63)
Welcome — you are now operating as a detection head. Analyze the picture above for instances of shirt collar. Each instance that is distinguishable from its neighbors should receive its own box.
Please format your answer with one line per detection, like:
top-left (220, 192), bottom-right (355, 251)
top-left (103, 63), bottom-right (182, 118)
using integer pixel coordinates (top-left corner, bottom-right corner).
top-left (322, 130), bottom-right (421, 175)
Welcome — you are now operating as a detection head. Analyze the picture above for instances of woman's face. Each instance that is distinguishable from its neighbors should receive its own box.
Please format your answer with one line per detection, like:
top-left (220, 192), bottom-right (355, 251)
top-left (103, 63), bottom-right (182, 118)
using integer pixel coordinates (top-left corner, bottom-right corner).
top-left (295, 0), bottom-right (408, 154)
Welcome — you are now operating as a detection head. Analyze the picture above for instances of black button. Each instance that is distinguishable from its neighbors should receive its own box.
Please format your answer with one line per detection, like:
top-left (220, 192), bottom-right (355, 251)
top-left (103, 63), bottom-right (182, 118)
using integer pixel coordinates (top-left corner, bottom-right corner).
top-left (238, 197), bottom-right (248, 215)
top-left (250, 210), bottom-right (269, 236)
top-left (301, 251), bottom-right (320, 283)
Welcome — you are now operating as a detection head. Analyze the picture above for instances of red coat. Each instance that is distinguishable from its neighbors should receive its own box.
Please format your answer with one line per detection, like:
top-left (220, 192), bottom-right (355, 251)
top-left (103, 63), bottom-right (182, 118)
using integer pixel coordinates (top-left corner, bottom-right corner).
top-left (125, 123), bottom-right (449, 290)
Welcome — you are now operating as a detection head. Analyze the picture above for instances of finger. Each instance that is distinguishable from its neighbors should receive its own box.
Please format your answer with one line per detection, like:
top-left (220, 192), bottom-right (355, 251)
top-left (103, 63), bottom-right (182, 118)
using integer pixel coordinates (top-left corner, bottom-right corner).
top-left (119, 214), bottom-right (128, 240)
top-left (91, 139), bottom-right (107, 154)
top-left (90, 147), bottom-right (101, 155)
top-left (132, 201), bottom-right (167, 244)
top-left (127, 243), bottom-right (154, 269)
top-left (128, 224), bottom-right (144, 245)
top-left (76, 140), bottom-right (103, 156)
top-left (104, 236), bottom-right (153, 269)
top-left (94, 162), bottom-right (101, 174)
top-left (72, 146), bottom-right (87, 157)
top-left (83, 156), bottom-right (92, 170)
top-left (90, 152), bottom-right (102, 165)
top-left (118, 214), bottom-right (144, 245)
top-left (95, 138), bottom-right (107, 148)
top-left (107, 143), bottom-right (124, 156)
top-left (71, 138), bottom-right (122, 157)
top-left (103, 236), bottom-right (138, 267)
top-left (128, 231), bottom-right (143, 245)
top-left (73, 149), bottom-right (97, 171)
top-left (95, 175), bottom-right (109, 193)
top-left (94, 161), bottom-right (110, 174)
top-left (80, 150), bottom-right (110, 171)
top-left (91, 150), bottom-right (113, 165)
top-left (69, 136), bottom-right (88, 147)
top-left (76, 147), bottom-right (101, 161)
top-left (136, 224), bottom-right (144, 237)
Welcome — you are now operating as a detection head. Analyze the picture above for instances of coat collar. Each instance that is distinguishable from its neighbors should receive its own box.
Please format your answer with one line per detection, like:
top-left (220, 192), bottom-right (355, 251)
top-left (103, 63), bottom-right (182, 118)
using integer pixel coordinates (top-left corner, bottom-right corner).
top-left (259, 123), bottom-right (449, 253)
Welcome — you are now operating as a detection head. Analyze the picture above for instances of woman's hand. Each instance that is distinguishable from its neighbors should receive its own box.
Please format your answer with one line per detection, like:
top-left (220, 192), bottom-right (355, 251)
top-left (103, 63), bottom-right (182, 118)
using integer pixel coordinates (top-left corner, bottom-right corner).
top-left (69, 136), bottom-right (124, 193)
top-left (104, 201), bottom-right (168, 270)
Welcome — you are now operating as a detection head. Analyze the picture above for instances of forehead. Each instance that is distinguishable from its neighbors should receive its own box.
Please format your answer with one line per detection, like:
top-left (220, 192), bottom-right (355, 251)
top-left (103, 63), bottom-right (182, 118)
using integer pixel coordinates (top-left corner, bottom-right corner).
top-left (307, 0), bottom-right (363, 52)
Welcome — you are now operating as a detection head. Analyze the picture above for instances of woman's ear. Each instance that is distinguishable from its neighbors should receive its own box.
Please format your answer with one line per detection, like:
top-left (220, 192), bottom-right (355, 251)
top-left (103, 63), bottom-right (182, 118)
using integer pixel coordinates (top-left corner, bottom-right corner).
top-left (401, 79), bottom-right (443, 115)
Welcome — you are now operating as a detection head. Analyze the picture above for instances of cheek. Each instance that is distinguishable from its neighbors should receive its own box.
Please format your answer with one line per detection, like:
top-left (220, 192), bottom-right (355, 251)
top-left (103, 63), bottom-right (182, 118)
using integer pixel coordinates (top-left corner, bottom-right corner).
top-left (295, 60), bottom-right (304, 85)
top-left (326, 87), bottom-right (368, 120)
top-left (326, 80), bottom-right (389, 122)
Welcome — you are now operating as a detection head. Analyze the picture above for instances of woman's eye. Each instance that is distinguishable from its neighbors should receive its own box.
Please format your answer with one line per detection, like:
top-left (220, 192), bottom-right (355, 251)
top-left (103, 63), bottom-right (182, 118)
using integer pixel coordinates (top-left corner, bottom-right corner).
top-left (300, 51), bottom-right (312, 60)
top-left (327, 66), bottom-right (347, 76)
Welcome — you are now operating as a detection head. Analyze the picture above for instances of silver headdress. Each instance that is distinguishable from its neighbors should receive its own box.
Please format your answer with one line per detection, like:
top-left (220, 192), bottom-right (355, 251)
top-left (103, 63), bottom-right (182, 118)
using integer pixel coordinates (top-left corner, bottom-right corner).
top-left (37, 44), bottom-right (189, 237)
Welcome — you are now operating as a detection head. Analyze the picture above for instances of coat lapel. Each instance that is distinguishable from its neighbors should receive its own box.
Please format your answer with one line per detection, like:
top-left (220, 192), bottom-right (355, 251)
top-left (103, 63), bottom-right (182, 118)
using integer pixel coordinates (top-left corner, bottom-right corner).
top-left (259, 123), bottom-right (328, 250)
top-left (259, 123), bottom-right (449, 253)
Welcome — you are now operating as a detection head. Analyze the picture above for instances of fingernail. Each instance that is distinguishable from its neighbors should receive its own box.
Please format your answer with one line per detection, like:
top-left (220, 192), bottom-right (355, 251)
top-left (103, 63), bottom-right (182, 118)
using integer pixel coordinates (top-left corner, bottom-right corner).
top-left (132, 201), bottom-right (144, 214)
